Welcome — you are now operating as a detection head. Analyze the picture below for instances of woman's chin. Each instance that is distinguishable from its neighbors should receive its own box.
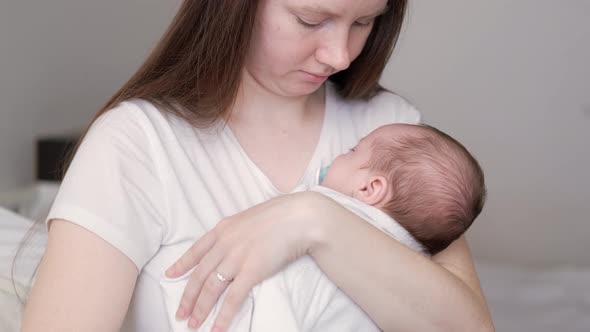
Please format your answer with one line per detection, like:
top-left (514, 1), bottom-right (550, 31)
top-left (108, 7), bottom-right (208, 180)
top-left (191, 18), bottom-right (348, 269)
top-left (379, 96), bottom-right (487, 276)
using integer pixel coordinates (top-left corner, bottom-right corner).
top-left (279, 81), bottom-right (325, 98)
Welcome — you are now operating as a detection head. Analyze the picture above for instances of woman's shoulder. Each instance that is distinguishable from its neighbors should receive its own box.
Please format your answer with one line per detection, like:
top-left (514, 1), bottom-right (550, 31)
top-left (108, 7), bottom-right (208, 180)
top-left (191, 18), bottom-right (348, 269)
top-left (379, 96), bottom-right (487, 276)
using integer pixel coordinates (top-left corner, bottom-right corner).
top-left (88, 98), bottom-right (207, 146)
top-left (92, 98), bottom-right (173, 131)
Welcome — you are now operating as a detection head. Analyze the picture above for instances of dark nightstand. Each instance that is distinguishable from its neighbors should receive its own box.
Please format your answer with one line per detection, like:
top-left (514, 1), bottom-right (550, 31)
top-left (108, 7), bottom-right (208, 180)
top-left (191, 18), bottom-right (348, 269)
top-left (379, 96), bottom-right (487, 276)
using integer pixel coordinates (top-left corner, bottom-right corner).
top-left (36, 135), bottom-right (80, 182)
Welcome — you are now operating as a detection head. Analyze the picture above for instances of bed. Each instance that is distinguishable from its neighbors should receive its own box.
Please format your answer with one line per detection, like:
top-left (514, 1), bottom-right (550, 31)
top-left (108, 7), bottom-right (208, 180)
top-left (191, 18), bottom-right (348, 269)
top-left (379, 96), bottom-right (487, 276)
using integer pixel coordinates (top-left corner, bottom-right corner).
top-left (0, 206), bottom-right (47, 331)
top-left (1, 189), bottom-right (589, 331)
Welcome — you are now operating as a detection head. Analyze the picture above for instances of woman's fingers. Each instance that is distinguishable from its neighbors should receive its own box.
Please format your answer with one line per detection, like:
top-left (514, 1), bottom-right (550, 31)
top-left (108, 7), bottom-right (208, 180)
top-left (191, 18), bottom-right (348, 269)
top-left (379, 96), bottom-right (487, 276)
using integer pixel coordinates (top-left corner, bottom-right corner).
top-left (187, 270), bottom-right (233, 328)
top-left (211, 275), bottom-right (257, 332)
top-left (188, 251), bottom-right (242, 328)
top-left (166, 229), bottom-right (217, 278)
top-left (176, 244), bottom-right (224, 320)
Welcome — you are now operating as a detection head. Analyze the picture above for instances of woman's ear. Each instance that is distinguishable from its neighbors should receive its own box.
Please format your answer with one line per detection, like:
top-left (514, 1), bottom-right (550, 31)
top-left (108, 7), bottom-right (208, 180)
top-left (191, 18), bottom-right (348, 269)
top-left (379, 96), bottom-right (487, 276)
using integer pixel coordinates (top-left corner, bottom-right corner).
top-left (353, 175), bottom-right (390, 206)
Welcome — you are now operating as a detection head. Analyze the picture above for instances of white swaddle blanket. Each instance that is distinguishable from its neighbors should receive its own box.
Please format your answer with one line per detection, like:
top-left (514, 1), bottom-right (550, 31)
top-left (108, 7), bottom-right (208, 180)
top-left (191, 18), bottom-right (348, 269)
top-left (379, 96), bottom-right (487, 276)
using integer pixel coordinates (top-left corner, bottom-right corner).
top-left (160, 185), bottom-right (427, 331)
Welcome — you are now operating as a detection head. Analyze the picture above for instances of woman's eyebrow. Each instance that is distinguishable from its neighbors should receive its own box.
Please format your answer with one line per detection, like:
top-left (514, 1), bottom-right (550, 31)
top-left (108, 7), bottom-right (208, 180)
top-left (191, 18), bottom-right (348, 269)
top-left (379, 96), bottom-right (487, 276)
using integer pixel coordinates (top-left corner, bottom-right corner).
top-left (359, 6), bottom-right (390, 20)
top-left (297, 5), bottom-right (389, 19)
top-left (297, 5), bottom-right (337, 17)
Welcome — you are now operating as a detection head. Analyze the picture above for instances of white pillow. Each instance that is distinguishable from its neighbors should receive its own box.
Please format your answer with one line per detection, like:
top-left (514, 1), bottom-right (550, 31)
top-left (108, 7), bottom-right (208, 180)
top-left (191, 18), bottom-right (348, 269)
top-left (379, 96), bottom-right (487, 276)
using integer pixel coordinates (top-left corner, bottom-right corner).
top-left (1, 182), bottom-right (60, 223)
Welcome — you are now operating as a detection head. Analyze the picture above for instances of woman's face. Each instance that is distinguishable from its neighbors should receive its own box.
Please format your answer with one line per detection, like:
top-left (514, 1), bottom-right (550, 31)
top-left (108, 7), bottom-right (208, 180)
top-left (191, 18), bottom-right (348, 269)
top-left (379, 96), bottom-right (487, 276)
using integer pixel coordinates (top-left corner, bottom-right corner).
top-left (244, 0), bottom-right (388, 97)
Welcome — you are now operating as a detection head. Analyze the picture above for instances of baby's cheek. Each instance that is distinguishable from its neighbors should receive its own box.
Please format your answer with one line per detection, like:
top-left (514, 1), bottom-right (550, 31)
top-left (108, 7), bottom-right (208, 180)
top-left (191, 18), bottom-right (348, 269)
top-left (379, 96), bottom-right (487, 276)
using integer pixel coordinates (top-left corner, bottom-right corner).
top-left (321, 155), bottom-right (347, 186)
top-left (321, 168), bottom-right (340, 190)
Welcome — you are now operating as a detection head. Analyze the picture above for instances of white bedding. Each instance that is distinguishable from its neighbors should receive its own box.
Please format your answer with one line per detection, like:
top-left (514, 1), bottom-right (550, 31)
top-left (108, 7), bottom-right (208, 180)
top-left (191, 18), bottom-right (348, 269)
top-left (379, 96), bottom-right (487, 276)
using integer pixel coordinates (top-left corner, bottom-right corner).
top-left (0, 276), bottom-right (28, 332)
top-left (0, 207), bottom-right (47, 332)
top-left (0, 206), bottom-right (588, 332)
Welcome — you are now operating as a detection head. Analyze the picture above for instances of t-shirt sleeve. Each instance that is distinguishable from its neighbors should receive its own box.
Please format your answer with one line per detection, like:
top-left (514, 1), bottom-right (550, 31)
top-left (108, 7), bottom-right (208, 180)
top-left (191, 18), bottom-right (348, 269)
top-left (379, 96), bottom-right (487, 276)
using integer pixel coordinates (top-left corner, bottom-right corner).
top-left (46, 102), bottom-right (166, 271)
top-left (365, 90), bottom-right (422, 134)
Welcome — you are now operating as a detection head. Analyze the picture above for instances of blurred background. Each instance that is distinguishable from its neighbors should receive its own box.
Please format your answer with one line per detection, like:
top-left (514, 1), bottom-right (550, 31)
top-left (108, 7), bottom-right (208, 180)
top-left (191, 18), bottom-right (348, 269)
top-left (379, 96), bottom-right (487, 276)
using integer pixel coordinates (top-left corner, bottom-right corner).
top-left (1, 0), bottom-right (588, 331)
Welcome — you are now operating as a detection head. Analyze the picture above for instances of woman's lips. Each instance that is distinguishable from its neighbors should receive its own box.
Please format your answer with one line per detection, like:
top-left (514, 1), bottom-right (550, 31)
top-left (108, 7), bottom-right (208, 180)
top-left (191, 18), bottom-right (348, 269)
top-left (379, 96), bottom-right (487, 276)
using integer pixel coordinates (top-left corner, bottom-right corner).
top-left (301, 71), bottom-right (330, 83)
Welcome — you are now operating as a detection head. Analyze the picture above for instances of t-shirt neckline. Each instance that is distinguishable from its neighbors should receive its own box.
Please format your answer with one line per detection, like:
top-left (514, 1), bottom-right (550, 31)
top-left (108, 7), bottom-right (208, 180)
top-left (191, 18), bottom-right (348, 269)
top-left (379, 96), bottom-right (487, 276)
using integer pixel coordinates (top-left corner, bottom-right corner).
top-left (220, 83), bottom-right (334, 195)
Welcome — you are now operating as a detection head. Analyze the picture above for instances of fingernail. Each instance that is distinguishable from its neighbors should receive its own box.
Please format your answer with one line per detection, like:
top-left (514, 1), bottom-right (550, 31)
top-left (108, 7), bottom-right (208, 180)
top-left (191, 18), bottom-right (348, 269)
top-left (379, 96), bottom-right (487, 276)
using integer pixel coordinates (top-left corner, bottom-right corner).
top-left (166, 265), bottom-right (176, 277)
top-left (212, 326), bottom-right (223, 332)
top-left (175, 306), bottom-right (186, 320)
top-left (188, 317), bottom-right (200, 328)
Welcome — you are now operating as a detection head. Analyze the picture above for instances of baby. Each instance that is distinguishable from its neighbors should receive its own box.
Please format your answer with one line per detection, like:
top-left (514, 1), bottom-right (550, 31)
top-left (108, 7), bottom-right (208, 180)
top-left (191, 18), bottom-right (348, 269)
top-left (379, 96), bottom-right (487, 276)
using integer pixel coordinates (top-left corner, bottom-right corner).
top-left (318, 123), bottom-right (486, 255)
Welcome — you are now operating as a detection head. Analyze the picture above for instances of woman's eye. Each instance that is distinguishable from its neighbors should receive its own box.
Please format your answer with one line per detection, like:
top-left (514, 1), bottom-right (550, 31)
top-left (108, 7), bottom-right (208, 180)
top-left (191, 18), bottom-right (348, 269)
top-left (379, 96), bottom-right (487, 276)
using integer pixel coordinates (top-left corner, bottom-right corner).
top-left (297, 17), bottom-right (320, 28)
top-left (354, 20), bottom-right (373, 27)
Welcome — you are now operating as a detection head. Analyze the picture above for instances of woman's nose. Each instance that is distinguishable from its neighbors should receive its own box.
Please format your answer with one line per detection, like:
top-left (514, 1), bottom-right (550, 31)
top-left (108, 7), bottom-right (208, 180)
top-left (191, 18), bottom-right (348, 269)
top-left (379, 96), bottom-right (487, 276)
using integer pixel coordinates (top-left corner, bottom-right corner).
top-left (315, 29), bottom-right (351, 72)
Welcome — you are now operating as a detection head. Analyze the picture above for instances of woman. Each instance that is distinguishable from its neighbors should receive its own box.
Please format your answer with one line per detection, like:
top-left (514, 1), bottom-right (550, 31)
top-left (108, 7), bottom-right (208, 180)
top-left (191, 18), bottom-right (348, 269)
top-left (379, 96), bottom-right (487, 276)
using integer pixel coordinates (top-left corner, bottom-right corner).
top-left (22, 0), bottom-right (494, 331)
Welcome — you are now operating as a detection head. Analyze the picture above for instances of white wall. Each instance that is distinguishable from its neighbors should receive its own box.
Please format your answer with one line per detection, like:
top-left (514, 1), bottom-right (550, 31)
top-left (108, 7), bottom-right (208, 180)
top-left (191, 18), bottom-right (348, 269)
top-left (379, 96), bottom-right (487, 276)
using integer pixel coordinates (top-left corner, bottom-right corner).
top-left (1, 0), bottom-right (588, 267)
top-left (0, 0), bottom-right (179, 190)
top-left (383, 0), bottom-right (590, 267)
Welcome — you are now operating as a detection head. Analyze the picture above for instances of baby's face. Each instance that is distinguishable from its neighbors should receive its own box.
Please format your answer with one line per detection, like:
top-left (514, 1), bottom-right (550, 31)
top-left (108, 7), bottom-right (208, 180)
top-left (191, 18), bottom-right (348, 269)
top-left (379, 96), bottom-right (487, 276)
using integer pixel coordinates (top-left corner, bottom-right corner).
top-left (321, 129), bottom-right (384, 196)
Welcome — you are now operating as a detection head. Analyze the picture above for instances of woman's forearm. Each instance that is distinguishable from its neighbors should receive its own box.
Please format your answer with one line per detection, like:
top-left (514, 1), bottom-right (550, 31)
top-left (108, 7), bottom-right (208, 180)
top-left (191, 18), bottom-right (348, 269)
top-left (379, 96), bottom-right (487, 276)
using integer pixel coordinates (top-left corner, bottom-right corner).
top-left (304, 192), bottom-right (494, 331)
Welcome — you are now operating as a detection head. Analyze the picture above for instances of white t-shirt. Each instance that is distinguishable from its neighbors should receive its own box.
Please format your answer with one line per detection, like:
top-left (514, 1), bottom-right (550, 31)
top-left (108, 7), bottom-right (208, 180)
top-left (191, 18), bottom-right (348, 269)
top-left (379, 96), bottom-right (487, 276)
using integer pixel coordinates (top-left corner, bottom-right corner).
top-left (46, 82), bottom-right (421, 331)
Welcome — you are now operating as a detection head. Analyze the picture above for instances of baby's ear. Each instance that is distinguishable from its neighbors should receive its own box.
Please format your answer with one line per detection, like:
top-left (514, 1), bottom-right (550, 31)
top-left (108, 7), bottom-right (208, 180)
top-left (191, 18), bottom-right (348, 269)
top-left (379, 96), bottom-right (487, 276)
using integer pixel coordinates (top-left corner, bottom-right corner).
top-left (354, 175), bottom-right (390, 206)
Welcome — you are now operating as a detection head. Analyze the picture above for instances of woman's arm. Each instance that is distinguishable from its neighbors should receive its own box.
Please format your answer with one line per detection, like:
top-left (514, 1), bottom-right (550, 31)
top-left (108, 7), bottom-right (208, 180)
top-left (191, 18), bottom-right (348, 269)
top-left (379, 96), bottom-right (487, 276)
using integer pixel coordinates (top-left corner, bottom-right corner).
top-left (21, 220), bottom-right (138, 332)
top-left (166, 191), bottom-right (493, 331)
top-left (308, 192), bottom-right (494, 331)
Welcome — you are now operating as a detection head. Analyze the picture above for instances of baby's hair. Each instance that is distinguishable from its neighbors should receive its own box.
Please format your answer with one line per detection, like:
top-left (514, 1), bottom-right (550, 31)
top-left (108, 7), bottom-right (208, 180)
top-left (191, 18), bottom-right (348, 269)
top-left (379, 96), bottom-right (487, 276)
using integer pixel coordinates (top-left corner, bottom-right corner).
top-left (366, 124), bottom-right (486, 255)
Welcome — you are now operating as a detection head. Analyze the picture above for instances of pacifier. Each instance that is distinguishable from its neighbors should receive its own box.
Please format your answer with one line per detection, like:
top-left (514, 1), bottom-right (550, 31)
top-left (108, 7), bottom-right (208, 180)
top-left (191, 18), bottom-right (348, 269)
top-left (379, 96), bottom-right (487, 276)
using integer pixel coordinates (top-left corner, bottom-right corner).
top-left (317, 164), bottom-right (330, 185)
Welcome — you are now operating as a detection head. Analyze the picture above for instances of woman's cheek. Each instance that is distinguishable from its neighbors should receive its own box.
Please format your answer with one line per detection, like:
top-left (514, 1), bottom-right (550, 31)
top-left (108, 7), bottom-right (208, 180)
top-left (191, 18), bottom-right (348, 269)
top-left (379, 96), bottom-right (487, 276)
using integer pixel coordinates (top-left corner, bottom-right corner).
top-left (350, 29), bottom-right (373, 60)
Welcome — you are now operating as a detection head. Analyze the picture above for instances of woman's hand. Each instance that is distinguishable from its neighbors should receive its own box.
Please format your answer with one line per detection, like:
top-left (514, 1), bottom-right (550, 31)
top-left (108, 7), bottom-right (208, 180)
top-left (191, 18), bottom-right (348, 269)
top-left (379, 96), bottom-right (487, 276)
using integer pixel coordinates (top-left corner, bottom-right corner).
top-left (164, 191), bottom-right (323, 332)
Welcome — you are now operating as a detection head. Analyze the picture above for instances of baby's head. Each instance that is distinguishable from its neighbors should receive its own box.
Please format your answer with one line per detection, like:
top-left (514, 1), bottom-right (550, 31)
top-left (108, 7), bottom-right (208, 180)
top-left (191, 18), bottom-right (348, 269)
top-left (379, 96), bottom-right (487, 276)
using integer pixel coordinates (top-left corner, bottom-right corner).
top-left (321, 124), bottom-right (486, 255)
